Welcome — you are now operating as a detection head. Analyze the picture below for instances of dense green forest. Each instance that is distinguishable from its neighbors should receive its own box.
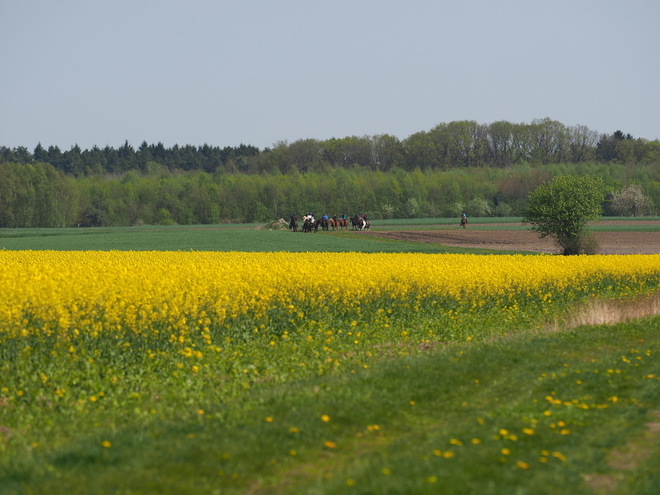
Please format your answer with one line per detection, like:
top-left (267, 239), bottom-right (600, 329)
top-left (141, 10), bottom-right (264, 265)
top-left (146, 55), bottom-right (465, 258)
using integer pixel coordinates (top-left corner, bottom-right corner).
top-left (1, 119), bottom-right (659, 227)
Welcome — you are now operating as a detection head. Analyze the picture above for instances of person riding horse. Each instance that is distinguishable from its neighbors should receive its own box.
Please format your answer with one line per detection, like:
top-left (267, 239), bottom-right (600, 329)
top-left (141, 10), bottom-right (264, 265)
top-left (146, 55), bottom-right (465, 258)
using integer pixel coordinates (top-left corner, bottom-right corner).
top-left (461, 211), bottom-right (468, 229)
top-left (289, 213), bottom-right (298, 232)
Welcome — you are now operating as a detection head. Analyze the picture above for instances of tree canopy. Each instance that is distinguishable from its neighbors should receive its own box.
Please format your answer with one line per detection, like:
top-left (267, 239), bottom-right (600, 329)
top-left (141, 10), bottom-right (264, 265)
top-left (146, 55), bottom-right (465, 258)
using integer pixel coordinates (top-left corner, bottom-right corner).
top-left (522, 175), bottom-right (605, 255)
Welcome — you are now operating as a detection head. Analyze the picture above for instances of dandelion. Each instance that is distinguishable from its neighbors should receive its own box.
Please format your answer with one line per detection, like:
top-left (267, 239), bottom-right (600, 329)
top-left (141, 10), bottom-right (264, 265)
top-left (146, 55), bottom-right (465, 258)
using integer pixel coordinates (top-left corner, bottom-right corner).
top-left (499, 429), bottom-right (509, 436)
top-left (381, 468), bottom-right (390, 475)
top-left (471, 438), bottom-right (481, 444)
top-left (427, 476), bottom-right (438, 483)
top-left (101, 441), bottom-right (111, 448)
top-left (289, 450), bottom-right (297, 456)
top-left (265, 416), bottom-right (273, 422)
top-left (289, 427), bottom-right (299, 433)
top-left (522, 428), bottom-right (534, 435)
top-left (324, 440), bottom-right (336, 449)
top-left (501, 448), bottom-right (511, 455)
top-left (443, 451), bottom-right (454, 458)
top-left (433, 449), bottom-right (442, 456)
top-left (321, 414), bottom-right (330, 422)
top-left (516, 461), bottom-right (529, 469)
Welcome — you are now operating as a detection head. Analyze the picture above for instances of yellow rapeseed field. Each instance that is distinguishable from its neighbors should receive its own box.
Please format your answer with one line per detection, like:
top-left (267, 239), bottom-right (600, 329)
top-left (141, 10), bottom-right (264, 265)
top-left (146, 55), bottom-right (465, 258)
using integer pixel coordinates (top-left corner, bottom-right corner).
top-left (1, 251), bottom-right (659, 341)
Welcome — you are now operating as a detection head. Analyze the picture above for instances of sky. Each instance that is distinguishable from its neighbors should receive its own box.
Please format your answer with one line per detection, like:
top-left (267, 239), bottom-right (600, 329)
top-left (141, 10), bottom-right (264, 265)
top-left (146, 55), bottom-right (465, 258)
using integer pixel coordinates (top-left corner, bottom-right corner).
top-left (1, 0), bottom-right (658, 152)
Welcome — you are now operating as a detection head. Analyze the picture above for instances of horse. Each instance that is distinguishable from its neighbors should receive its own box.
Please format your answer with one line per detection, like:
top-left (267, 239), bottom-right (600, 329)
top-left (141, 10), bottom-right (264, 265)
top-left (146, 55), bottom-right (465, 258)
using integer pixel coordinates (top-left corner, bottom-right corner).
top-left (302, 219), bottom-right (319, 233)
top-left (460, 216), bottom-right (468, 229)
top-left (319, 218), bottom-right (329, 231)
top-left (289, 215), bottom-right (298, 232)
top-left (337, 218), bottom-right (348, 231)
top-left (329, 218), bottom-right (337, 230)
top-left (351, 215), bottom-right (361, 230)
top-left (360, 219), bottom-right (371, 230)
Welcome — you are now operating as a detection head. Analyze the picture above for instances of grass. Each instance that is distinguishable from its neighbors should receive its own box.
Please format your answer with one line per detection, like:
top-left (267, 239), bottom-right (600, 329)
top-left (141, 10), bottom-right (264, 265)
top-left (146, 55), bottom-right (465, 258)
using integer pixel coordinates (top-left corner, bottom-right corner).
top-left (0, 224), bottom-right (516, 254)
top-left (3, 316), bottom-right (660, 494)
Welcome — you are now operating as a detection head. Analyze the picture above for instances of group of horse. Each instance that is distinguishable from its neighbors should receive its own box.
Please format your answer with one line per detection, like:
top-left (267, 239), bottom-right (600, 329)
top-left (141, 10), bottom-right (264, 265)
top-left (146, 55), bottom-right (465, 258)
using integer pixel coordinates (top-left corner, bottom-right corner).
top-left (289, 214), bottom-right (370, 233)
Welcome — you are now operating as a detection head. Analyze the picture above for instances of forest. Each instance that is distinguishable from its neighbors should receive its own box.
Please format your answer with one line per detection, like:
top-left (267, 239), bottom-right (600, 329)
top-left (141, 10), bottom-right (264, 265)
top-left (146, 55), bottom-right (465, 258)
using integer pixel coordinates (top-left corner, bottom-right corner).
top-left (1, 118), bottom-right (659, 227)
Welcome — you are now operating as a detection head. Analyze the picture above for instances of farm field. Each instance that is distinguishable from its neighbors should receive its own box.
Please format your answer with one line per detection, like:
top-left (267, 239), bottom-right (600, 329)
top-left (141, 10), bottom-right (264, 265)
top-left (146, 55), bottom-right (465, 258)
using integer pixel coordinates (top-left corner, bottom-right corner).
top-left (1, 216), bottom-right (660, 254)
top-left (1, 221), bottom-right (660, 494)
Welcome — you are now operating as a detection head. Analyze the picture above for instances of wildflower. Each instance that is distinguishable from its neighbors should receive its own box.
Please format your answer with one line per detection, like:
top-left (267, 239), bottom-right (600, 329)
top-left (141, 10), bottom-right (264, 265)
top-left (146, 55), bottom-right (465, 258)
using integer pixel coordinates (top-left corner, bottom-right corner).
top-left (324, 440), bottom-right (336, 449)
top-left (522, 428), bottom-right (534, 435)
top-left (101, 441), bottom-right (111, 448)
top-left (381, 468), bottom-right (390, 475)
top-left (501, 448), bottom-right (511, 455)
top-left (321, 414), bottom-right (330, 422)
top-left (516, 461), bottom-right (529, 469)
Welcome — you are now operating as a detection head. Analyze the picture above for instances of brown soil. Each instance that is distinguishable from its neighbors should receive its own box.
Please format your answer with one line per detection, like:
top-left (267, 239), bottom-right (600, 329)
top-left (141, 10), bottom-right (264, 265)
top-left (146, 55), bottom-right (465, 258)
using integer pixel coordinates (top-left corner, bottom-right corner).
top-left (362, 221), bottom-right (660, 255)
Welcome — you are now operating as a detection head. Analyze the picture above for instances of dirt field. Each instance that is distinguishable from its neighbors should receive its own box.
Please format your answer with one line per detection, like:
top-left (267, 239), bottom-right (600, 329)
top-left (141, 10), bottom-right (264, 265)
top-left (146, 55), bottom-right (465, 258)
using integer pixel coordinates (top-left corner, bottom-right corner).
top-left (363, 221), bottom-right (660, 255)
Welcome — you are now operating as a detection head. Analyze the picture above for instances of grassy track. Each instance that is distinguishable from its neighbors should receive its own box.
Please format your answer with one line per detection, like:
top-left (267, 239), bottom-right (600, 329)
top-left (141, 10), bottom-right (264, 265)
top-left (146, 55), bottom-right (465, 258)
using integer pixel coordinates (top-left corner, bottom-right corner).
top-left (3, 317), bottom-right (660, 494)
top-left (0, 224), bottom-right (514, 253)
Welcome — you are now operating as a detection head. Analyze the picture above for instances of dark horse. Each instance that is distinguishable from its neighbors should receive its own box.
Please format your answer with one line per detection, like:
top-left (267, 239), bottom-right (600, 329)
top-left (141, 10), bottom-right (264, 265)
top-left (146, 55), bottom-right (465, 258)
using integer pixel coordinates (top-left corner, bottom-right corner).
top-left (351, 214), bottom-right (361, 230)
top-left (302, 218), bottom-right (318, 233)
top-left (289, 214), bottom-right (298, 232)
top-left (318, 218), bottom-right (329, 231)
top-left (460, 216), bottom-right (468, 229)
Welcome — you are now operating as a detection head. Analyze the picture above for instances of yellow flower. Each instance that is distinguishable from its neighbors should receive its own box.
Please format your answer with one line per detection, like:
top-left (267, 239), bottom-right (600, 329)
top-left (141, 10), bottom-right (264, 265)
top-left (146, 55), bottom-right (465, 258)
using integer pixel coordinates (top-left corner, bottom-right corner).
top-left (522, 428), bottom-right (534, 435)
top-left (501, 448), bottom-right (511, 455)
top-left (101, 441), bottom-right (111, 448)
top-left (324, 440), bottom-right (336, 449)
top-left (516, 461), bottom-right (529, 469)
top-left (321, 414), bottom-right (330, 422)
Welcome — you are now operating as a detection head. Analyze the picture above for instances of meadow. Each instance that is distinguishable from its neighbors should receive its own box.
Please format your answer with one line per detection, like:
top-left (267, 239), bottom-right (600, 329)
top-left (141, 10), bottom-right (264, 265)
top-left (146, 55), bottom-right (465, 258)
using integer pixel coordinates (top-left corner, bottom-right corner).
top-left (1, 221), bottom-right (660, 494)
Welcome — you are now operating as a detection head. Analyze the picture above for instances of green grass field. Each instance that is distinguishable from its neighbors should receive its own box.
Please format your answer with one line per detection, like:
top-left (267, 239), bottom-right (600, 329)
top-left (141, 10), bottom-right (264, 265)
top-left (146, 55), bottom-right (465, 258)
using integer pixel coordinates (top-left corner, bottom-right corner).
top-left (3, 317), bottom-right (660, 494)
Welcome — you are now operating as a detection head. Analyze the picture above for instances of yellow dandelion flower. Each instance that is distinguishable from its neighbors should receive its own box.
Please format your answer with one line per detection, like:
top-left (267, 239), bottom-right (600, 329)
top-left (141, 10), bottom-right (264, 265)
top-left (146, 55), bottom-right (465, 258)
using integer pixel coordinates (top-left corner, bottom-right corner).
top-left (321, 414), bottom-right (330, 422)
top-left (101, 441), bottom-right (111, 448)
top-left (516, 461), bottom-right (529, 469)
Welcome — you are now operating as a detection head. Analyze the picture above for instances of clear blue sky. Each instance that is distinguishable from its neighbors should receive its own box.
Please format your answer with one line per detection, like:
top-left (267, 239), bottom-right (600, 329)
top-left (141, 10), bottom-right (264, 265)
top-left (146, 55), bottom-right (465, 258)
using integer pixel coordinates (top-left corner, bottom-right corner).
top-left (1, 0), bottom-right (658, 152)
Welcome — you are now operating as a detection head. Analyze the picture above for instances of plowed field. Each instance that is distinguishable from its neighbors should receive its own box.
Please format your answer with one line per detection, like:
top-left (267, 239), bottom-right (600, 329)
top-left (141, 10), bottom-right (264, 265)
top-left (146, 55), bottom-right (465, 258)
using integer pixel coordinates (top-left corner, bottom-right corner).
top-left (363, 221), bottom-right (660, 254)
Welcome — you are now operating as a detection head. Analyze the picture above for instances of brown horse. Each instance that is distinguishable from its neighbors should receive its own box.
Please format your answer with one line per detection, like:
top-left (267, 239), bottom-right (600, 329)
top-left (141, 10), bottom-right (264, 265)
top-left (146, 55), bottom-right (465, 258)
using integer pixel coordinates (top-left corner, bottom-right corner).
top-left (329, 218), bottom-right (337, 230)
top-left (337, 218), bottom-right (348, 230)
top-left (460, 216), bottom-right (468, 229)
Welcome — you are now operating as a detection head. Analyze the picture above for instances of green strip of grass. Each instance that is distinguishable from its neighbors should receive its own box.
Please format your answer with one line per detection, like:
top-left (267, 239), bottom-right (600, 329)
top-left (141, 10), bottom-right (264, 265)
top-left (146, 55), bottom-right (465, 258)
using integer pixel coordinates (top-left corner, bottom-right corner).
top-left (4, 317), bottom-right (660, 495)
top-left (0, 227), bottom-right (526, 254)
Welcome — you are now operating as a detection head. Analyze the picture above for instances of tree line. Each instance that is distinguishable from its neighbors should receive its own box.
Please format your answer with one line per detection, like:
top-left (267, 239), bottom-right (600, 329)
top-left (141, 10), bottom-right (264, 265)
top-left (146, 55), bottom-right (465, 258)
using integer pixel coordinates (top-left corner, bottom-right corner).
top-left (1, 159), bottom-right (660, 228)
top-left (2, 119), bottom-right (659, 177)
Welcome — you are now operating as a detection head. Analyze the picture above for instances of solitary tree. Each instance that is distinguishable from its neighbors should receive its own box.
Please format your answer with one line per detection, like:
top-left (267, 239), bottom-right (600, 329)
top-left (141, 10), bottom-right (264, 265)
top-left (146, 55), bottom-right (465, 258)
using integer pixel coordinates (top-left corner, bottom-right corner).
top-left (522, 175), bottom-right (604, 255)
